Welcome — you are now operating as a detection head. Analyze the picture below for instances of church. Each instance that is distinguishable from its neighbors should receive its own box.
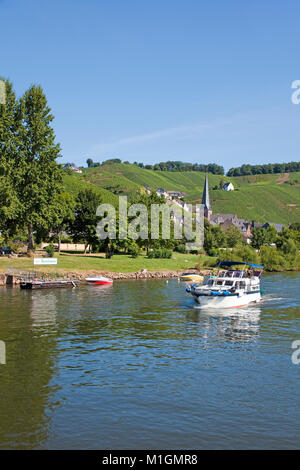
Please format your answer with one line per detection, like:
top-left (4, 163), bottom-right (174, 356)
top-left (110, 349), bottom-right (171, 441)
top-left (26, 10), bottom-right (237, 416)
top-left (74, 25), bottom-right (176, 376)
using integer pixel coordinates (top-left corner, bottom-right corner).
top-left (201, 173), bottom-right (252, 243)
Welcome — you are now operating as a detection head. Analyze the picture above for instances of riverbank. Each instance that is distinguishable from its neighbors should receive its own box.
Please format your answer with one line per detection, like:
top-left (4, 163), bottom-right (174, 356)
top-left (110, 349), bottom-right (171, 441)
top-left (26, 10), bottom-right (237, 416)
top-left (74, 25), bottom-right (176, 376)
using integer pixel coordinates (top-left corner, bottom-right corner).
top-left (0, 252), bottom-right (208, 285)
top-left (1, 251), bottom-right (298, 278)
top-left (0, 269), bottom-right (202, 286)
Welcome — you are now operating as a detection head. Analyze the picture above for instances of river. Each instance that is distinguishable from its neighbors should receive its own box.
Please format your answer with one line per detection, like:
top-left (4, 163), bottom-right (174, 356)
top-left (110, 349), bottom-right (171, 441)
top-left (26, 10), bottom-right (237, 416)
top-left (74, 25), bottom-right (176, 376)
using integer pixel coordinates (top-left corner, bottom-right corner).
top-left (0, 272), bottom-right (299, 449)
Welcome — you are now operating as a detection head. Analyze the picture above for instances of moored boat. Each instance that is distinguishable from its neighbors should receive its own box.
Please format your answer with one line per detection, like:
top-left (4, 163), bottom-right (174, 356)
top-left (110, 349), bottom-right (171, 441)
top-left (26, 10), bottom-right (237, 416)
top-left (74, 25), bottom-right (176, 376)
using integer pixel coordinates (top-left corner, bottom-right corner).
top-left (85, 276), bottom-right (113, 285)
top-left (180, 272), bottom-right (204, 282)
top-left (186, 261), bottom-right (264, 308)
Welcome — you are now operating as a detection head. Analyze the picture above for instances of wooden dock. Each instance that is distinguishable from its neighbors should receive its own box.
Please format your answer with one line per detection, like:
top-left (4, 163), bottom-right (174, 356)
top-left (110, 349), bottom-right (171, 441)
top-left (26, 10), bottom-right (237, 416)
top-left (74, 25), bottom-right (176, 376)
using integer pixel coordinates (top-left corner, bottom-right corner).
top-left (2, 268), bottom-right (79, 289)
top-left (20, 279), bottom-right (77, 289)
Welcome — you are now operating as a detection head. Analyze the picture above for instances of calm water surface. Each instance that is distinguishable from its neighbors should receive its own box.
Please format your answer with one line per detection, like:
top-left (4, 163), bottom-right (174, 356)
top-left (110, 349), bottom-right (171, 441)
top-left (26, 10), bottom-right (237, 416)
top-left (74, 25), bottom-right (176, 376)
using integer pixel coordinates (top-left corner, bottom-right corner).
top-left (0, 273), bottom-right (299, 449)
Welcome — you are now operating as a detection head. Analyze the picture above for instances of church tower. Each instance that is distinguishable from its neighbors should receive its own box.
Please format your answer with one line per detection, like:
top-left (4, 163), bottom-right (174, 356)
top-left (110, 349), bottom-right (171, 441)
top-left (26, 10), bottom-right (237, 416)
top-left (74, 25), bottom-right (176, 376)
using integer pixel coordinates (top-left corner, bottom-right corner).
top-left (202, 173), bottom-right (212, 221)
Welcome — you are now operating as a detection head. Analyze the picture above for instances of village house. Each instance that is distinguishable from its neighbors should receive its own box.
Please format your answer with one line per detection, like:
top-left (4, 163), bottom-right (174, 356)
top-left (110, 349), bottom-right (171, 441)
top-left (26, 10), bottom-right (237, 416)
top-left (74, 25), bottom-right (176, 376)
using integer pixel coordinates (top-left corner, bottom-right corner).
top-left (222, 182), bottom-right (234, 191)
top-left (251, 221), bottom-right (284, 233)
top-left (156, 188), bottom-right (187, 200)
top-left (156, 188), bottom-right (168, 198)
top-left (166, 190), bottom-right (186, 200)
top-left (63, 163), bottom-right (83, 174)
top-left (201, 174), bottom-right (283, 241)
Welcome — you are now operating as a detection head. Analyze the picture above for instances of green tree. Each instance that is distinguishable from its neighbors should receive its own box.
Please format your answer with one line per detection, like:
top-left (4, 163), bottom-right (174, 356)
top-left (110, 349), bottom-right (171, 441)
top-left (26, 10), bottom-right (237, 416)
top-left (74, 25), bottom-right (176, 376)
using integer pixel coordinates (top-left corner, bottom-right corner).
top-left (18, 85), bottom-right (63, 255)
top-left (278, 238), bottom-right (297, 256)
top-left (233, 244), bottom-right (259, 264)
top-left (266, 225), bottom-right (277, 244)
top-left (51, 192), bottom-right (75, 253)
top-left (203, 219), bottom-right (225, 254)
top-left (260, 246), bottom-right (286, 271)
top-left (225, 225), bottom-right (243, 248)
top-left (68, 189), bottom-right (102, 253)
top-left (130, 191), bottom-right (170, 254)
top-left (251, 227), bottom-right (269, 249)
top-left (0, 78), bottom-right (23, 240)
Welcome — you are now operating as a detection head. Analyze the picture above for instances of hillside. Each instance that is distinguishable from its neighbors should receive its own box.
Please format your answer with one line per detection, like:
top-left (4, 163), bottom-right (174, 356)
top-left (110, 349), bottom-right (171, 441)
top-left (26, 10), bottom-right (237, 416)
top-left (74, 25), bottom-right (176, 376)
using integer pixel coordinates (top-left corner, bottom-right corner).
top-left (62, 172), bottom-right (119, 207)
top-left (66, 164), bottom-right (300, 224)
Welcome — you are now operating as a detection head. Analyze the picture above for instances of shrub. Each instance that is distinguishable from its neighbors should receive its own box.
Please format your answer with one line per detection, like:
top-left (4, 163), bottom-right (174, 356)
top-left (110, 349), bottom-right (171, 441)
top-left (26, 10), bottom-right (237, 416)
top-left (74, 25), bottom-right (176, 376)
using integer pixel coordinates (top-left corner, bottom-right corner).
top-left (259, 246), bottom-right (286, 271)
top-left (233, 244), bottom-right (260, 264)
top-left (176, 244), bottom-right (186, 254)
top-left (128, 245), bottom-right (140, 258)
top-left (207, 248), bottom-right (219, 257)
top-left (148, 249), bottom-right (172, 259)
top-left (278, 238), bottom-right (297, 256)
top-left (45, 244), bottom-right (55, 257)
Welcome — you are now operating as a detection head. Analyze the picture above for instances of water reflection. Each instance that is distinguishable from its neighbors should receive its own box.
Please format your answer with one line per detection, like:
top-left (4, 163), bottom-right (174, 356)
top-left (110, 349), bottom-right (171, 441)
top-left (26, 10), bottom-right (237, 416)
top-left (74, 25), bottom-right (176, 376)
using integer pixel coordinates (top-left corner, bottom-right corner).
top-left (0, 290), bottom-right (58, 449)
top-left (30, 292), bottom-right (57, 329)
top-left (187, 305), bottom-right (261, 343)
top-left (0, 273), bottom-right (299, 450)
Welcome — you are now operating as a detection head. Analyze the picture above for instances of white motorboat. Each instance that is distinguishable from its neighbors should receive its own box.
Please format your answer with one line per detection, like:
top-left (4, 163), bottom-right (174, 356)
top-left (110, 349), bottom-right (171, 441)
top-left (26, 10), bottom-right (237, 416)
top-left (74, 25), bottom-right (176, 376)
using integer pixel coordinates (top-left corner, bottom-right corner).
top-left (186, 261), bottom-right (264, 308)
top-left (85, 276), bottom-right (113, 285)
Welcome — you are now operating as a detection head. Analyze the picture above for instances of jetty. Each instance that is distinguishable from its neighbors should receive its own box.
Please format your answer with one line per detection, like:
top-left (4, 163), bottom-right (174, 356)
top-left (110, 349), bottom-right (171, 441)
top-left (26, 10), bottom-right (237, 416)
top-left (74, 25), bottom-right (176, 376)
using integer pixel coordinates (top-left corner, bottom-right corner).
top-left (2, 268), bottom-right (79, 289)
top-left (20, 279), bottom-right (77, 289)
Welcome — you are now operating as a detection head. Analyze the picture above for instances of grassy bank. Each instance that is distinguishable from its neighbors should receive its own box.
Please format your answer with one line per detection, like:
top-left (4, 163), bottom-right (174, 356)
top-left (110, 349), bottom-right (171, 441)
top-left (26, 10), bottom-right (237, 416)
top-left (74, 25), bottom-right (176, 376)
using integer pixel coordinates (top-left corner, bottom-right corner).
top-left (2, 251), bottom-right (298, 276)
top-left (0, 252), bottom-right (202, 274)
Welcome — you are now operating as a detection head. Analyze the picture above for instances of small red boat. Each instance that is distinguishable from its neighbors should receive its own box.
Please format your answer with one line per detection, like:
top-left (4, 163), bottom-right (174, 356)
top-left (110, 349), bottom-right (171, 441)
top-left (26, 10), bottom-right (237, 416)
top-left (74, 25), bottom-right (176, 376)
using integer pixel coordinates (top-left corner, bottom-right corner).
top-left (85, 276), bottom-right (113, 285)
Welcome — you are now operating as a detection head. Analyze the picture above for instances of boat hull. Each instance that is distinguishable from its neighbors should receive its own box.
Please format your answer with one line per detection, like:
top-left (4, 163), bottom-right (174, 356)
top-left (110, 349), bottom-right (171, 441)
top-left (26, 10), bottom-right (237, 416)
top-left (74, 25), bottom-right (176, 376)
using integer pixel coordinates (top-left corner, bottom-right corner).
top-left (85, 276), bottom-right (113, 285)
top-left (180, 275), bottom-right (204, 282)
top-left (192, 291), bottom-right (261, 308)
top-left (86, 280), bottom-right (113, 285)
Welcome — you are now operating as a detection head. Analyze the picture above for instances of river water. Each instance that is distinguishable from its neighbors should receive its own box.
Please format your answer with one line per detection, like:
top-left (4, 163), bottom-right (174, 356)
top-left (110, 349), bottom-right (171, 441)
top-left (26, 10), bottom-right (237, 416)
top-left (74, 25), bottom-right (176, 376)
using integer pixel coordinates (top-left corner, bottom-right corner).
top-left (0, 273), bottom-right (299, 449)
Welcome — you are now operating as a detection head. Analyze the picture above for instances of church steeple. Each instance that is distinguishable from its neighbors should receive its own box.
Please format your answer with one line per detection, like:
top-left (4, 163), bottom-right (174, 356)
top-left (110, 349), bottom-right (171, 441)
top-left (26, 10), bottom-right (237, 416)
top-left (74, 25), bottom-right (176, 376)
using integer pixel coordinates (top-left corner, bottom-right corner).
top-left (202, 173), bottom-right (212, 220)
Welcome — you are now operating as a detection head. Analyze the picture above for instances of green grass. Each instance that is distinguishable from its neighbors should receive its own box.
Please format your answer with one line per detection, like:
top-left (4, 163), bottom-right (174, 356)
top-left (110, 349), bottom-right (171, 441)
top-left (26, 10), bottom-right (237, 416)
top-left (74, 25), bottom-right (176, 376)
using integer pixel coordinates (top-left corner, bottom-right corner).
top-left (0, 252), bottom-right (201, 274)
top-left (62, 172), bottom-right (119, 206)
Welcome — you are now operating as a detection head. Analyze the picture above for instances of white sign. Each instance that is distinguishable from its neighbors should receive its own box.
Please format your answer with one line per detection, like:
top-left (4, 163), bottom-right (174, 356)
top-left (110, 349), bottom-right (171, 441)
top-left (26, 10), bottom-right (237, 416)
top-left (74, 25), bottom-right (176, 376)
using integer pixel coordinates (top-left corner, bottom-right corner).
top-left (34, 258), bottom-right (58, 265)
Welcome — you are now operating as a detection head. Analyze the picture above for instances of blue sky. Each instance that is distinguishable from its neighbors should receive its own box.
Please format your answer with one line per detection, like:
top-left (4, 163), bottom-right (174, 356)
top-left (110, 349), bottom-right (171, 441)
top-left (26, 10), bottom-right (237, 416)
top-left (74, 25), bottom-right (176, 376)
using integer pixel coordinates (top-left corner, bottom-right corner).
top-left (1, 0), bottom-right (300, 170)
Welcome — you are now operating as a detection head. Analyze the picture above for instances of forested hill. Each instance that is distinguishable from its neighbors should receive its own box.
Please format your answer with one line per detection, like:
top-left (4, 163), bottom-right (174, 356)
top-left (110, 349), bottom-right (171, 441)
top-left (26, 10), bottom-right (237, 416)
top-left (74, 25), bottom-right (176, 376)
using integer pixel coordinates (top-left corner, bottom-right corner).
top-left (62, 162), bottom-right (300, 225)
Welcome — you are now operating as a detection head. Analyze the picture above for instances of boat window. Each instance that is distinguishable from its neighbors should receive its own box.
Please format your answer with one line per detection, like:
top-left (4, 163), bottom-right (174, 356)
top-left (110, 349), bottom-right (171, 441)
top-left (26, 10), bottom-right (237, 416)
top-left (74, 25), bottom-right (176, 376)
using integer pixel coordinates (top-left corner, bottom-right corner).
top-left (217, 280), bottom-right (223, 286)
top-left (207, 279), bottom-right (214, 286)
top-left (225, 280), bottom-right (234, 286)
top-left (240, 281), bottom-right (246, 289)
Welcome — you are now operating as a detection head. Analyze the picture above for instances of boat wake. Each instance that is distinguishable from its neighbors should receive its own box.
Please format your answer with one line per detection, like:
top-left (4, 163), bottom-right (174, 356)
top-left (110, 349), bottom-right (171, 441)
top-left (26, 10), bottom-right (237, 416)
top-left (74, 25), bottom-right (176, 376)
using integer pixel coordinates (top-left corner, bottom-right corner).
top-left (261, 293), bottom-right (285, 303)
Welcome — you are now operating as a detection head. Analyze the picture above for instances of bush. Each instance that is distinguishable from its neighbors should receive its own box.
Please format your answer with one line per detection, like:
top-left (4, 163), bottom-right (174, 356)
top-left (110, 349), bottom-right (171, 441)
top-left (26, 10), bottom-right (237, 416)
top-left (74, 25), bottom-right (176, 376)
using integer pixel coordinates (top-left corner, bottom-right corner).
top-left (128, 245), bottom-right (140, 258)
top-left (176, 244), bottom-right (186, 254)
top-left (207, 248), bottom-right (219, 257)
top-left (277, 238), bottom-right (297, 256)
top-left (233, 244), bottom-right (260, 264)
top-left (45, 244), bottom-right (55, 257)
top-left (259, 246), bottom-right (285, 271)
top-left (148, 249), bottom-right (172, 259)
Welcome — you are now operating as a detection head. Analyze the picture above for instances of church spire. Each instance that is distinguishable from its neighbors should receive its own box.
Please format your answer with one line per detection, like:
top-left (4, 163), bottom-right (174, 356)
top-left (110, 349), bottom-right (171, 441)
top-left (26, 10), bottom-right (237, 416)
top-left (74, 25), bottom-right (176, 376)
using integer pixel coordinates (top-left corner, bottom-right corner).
top-left (202, 173), bottom-right (211, 210)
top-left (202, 173), bottom-right (212, 220)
